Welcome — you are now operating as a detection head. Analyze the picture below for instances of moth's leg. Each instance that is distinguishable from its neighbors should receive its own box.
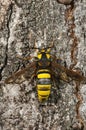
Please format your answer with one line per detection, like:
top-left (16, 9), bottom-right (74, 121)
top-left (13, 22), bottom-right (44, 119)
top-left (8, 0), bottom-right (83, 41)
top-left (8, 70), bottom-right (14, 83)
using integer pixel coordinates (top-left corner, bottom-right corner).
top-left (27, 73), bottom-right (36, 84)
top-left (51, 55), bottom-right (67, 67)
top-left (5, 74), bottom-right (26, 84)
top-left (51, 75), bottom-right (61, 103)
top-left (60, 72), bottom-right (72, 83)
top-left (16, 55), bottom-right (34, 61)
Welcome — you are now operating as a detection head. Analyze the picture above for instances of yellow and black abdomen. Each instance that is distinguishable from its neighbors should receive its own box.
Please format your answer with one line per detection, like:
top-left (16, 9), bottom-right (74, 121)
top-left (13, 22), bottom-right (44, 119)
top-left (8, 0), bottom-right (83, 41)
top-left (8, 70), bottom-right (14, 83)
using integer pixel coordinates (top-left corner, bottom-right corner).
top-left (37, 69), bottom-right (51, 102)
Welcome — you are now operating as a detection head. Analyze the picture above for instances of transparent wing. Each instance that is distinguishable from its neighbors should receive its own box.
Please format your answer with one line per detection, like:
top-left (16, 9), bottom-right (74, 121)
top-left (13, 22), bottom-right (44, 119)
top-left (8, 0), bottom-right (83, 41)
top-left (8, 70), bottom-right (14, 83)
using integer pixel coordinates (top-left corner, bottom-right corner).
top-left (51, 61), bottom-right (86, 83)
top-left (5, 62), bottom-right (36, 84)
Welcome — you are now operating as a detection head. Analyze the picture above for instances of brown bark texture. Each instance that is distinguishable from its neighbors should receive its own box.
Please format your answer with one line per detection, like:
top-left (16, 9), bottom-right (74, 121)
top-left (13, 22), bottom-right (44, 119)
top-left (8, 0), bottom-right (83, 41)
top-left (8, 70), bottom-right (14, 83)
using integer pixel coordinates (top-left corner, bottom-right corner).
top-left (0, 0), bottom-right (86, 130)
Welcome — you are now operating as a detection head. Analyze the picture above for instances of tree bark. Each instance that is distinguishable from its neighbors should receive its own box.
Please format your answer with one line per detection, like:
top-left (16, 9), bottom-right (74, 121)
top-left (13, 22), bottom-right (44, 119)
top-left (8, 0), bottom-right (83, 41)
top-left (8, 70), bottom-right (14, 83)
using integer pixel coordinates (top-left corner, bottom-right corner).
top-left (0, 0), bottom-right (86, 130)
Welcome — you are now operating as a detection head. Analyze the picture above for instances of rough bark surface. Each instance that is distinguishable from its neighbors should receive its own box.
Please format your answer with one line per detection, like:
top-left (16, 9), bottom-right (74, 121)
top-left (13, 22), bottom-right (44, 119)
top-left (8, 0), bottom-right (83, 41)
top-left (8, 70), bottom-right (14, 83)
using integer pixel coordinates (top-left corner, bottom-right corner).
top-left (0, 0), bottom-right (86, 130)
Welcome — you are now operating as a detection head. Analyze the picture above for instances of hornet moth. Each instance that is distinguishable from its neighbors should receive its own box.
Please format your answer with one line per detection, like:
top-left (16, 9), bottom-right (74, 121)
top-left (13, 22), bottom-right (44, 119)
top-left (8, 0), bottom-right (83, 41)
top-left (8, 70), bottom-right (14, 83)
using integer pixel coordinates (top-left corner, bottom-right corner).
top-left (5, 44), bottom-right (86, 102)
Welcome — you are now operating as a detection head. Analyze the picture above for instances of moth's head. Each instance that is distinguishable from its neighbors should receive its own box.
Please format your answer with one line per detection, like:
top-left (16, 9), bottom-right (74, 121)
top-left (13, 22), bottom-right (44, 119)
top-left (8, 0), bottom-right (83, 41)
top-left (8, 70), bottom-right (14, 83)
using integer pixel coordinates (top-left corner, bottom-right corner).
top-left (37, 47), bottom-right (51, 60)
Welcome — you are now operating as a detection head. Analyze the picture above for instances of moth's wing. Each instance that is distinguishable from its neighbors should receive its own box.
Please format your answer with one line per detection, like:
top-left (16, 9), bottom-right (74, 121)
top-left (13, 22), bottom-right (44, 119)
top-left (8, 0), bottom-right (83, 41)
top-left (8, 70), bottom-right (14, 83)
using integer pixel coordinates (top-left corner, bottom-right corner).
top-left (51, 61), bottom-right (86, 83)
top-left (5, 62), bottom-right (36, 84)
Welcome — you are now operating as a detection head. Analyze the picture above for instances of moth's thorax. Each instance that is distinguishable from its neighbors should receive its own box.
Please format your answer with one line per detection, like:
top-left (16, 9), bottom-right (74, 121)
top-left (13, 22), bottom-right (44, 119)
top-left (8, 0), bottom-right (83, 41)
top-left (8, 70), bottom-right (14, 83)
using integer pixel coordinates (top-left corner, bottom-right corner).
top-left (37, 49), bottom-right (51, 68)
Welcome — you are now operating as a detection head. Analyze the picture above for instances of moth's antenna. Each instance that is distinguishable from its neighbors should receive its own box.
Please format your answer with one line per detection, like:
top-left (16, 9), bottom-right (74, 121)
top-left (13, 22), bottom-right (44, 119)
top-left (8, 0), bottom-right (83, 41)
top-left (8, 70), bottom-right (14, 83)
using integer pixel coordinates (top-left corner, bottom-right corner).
top-left (49, 41), bottom-right (54, 48)
top-left (44, 28), bottom-right (47, 46)
top-left (30, 29), bottom-right (44, 43)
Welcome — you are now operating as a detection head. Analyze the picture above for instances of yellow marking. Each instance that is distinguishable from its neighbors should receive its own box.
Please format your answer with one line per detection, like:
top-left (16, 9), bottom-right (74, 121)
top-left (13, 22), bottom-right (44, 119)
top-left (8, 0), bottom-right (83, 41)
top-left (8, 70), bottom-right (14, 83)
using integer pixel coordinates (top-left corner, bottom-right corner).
top-left (41, 49), bottom-right (45, 52)
top-left (37, 84), bottom-right (51, 90)
top-left (37, 49), bottom-right (51, 60)
top-left (37, 73), bottom-right (51, 78)
top-left (37, 53), bottom-right (42, 59)
top-left (38, 90), bottom-right (50, 96)
top-left (46, 48), bottom-right (50, 53)
top-left (46, 54), bottom-right (50, 59)
top-left (38, 69), bottom-right (49, 72)
top-left (38, 95), bottom-right (48, 101)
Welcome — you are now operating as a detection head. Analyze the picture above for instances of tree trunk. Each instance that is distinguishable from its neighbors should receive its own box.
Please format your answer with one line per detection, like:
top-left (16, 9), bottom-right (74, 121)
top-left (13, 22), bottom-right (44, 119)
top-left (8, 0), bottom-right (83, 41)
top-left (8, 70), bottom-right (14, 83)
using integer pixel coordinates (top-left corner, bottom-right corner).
top-left (0, 0), bottom-right (86, 130)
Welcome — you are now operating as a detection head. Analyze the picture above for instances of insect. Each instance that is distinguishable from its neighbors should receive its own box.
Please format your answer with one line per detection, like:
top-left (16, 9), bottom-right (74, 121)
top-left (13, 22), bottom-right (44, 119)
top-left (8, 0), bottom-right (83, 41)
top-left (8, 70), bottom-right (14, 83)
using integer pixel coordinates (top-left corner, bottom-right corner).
top-left (5, 44), bottom-right (86, 102)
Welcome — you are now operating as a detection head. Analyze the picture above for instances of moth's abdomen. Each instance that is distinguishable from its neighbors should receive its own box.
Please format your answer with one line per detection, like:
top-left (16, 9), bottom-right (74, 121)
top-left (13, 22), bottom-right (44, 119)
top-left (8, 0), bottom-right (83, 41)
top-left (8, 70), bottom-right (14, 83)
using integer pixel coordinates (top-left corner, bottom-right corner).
top-left (37, 69), bottom-right (51, 102)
